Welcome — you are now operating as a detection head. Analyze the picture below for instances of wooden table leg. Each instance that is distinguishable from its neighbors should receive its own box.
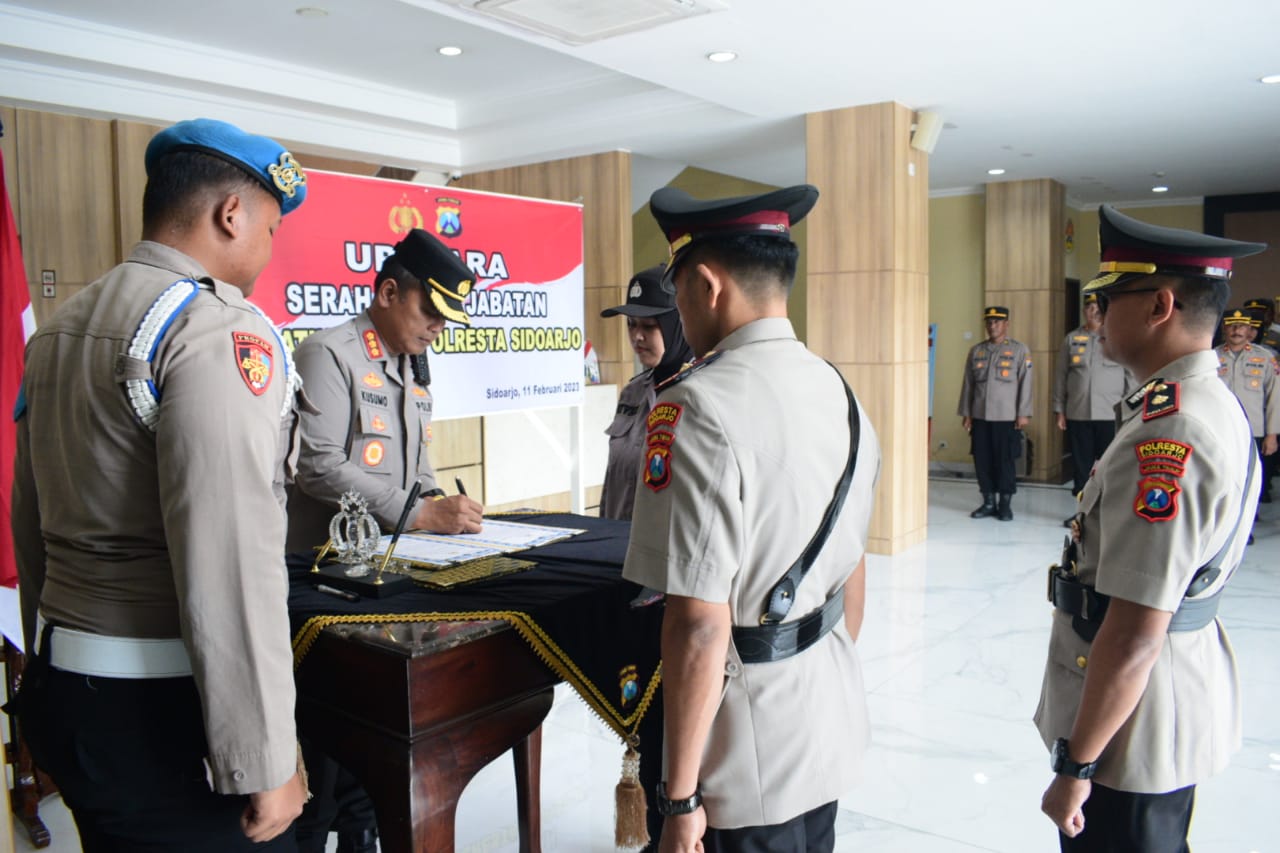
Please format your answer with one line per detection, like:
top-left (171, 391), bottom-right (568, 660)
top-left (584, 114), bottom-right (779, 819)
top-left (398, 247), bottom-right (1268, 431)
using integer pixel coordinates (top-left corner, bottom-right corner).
top-left (512, 724), bottom-right (542, 853)
top-left (298, 686), bottom-right (553, 853)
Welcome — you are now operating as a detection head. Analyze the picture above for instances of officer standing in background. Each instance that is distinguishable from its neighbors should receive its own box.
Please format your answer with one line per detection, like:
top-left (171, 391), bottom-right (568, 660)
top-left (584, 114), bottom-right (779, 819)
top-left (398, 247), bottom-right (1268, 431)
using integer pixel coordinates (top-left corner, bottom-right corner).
top-left (1037, 205), bottom-right (1265, 851)
top-left (1216, 308), bottom-right (1278, 507)
top-left (288, 228), bottom-right (485, 853)
top-left (1244, 297), bottom-right (1280, 350)
top-left (1053, 292), bottom-right (1132, 521)
top-left (599, 263), bottom-right (693, 521)
top-left (959, 306), bottom-right (1033, 521)
top-left (11, 118), bottom-right (309, 850)
top-left (623, 184), bottom-right (880, 852)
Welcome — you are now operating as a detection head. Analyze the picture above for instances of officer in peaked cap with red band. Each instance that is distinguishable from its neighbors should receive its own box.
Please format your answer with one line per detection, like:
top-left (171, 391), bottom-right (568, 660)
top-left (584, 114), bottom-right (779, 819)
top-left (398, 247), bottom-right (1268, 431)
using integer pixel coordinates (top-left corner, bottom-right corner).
top-left (622, 184), bottom-right (880, 851)
top-left (1036, 205), bottom-right (1266, 851)
top-left (13, 118), bottom-right (310, 850)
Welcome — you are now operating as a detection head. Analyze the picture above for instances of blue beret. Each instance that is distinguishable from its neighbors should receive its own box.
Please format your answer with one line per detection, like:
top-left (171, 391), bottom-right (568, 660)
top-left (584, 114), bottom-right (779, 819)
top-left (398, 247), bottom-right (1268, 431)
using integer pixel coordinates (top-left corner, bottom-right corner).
top-left (145, 118), bottom-right (307, 215)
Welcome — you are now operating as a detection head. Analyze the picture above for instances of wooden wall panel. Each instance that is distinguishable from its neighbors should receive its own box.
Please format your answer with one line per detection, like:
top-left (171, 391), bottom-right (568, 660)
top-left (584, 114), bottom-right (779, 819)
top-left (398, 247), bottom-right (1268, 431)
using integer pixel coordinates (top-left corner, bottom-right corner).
top-left (113, 119), bottom-right (164, 262)
top-left (807, 102), bottom-right (931, 555)
top-left (456, 152), bottom-right (632, 387)
top-left (985, 178), bottom-right (1066, 482)
top-left (17, 110), bottom-right (118, 325)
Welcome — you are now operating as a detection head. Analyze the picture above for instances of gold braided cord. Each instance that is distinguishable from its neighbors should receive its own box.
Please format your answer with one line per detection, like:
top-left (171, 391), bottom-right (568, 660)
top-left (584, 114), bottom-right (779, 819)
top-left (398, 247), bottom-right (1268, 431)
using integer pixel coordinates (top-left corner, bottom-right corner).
top-left (291, 610), bottom-right (661, 741)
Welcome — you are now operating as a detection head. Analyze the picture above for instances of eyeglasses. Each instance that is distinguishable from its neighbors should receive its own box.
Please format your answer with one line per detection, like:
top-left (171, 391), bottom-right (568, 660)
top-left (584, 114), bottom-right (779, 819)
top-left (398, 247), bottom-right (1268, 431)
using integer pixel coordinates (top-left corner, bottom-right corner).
top-left (1096, 288), bottom-right (1183, 314)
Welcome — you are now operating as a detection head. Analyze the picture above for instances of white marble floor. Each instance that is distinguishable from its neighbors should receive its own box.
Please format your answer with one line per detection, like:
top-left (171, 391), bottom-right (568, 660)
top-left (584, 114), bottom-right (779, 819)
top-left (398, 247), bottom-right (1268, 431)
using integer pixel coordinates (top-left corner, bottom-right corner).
top-left (17, 478), bottom-right (1280, 852)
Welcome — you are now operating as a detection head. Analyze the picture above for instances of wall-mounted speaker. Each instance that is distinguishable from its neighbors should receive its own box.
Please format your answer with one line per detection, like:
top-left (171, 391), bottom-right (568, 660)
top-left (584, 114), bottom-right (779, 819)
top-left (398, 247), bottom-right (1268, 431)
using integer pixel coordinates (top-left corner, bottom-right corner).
top-left (910, 111), bottom-right (943, 154)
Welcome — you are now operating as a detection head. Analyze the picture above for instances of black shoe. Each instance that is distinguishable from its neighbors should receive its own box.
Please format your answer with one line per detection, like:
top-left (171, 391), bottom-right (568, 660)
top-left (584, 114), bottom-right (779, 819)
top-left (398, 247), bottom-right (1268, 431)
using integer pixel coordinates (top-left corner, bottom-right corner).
top-left (996, 494), bottom-right (1013, 521)
top-left (971, 495), bottom-right (997, 518)
top-left (337, 828), bottom-right (378, 853)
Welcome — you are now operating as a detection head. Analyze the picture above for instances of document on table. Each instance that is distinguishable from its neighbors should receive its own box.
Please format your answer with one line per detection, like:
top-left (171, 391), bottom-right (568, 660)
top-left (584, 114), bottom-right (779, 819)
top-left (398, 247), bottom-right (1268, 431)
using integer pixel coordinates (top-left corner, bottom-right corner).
top-left (373, 519), bottom-right (584, 567)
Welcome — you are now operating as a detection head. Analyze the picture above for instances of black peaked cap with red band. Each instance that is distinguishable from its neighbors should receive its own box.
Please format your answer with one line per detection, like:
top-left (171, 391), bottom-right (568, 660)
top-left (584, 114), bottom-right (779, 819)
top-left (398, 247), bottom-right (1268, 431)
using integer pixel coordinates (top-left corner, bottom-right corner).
top-left (649, 184), bottom-right (818, 291)
top-left (1084, 205), bottom-right (1267, 293)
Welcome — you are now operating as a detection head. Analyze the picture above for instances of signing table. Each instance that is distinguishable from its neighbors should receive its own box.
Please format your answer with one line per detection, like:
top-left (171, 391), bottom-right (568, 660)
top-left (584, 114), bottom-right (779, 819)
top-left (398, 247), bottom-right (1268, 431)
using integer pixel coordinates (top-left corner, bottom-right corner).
top-left (288, 513), bottom-right (662, 853)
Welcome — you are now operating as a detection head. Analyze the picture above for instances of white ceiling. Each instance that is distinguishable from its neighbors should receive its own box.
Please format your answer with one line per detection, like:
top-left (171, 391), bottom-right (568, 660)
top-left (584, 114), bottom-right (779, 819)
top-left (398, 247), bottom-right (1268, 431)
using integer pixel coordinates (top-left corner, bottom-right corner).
top-left (3, 0), bottom-right (1279, 208)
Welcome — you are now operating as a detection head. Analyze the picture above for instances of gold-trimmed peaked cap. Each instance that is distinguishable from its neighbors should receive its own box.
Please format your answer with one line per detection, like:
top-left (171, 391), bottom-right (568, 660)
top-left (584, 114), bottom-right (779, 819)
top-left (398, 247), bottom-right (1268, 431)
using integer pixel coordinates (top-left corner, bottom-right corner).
top-left (384, 228), bottom-right (474, 326)
top-left (145, 118), bottom-right (307, 215)
top-left (1084, 205), bottom-right (1266, 293)
top-left (649, 184), bottom-right (818, 292)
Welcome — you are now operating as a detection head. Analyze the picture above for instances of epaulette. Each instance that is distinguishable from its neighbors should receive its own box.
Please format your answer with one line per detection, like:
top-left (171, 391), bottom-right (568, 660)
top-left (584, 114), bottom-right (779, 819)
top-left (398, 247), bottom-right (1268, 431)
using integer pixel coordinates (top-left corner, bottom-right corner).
top-left (656, 350), bottom-right (723, 392)
top-left (1141, 381), bottom-right (1179, 421)
top-left (1124, 378), bottom-right (1161, 410)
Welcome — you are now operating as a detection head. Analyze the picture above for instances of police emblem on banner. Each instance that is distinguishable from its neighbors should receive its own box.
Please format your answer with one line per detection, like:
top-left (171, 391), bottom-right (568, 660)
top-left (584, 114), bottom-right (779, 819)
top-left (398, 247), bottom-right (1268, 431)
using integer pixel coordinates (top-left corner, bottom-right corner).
top-left (1134, 476), bottom-right (1180, 522)
top-left (388, 193), bottom-right (424, 236)
top-left (232, 331), bottom-right (273, 396)
top-left (435, 197), bottom-right (462, 237)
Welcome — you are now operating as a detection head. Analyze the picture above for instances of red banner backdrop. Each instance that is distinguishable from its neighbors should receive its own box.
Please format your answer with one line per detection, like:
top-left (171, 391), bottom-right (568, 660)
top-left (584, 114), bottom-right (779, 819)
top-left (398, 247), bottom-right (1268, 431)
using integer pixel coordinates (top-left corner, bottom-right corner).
top-left (255, 170), bottom-right (585, 418)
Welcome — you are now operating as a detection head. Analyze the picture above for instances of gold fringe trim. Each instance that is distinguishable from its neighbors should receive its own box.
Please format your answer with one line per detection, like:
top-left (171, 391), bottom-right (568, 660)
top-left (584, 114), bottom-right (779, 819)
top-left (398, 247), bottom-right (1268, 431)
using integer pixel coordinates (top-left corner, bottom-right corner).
top-left (292, 610), bottom-right (661, 742)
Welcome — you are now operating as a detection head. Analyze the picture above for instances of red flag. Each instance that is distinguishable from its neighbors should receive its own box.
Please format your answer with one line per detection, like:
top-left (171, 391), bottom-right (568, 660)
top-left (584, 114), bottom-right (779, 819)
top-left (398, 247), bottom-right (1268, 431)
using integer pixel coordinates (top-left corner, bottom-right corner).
top-left (0, 149), bottom-right (33, 588)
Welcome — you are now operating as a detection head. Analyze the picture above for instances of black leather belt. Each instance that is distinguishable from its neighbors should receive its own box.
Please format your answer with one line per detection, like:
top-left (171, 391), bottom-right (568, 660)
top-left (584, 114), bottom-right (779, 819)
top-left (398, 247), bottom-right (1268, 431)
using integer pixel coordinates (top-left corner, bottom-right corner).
top-left (732, 585), bottom-right (845, 664)
top-left (1049, 570), bottom-right (1222, 641)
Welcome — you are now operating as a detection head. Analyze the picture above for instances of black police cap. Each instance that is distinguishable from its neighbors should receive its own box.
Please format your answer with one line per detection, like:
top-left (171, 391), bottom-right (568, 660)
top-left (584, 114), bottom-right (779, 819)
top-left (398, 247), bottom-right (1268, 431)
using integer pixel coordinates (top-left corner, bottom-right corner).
top-left (601, 265), bottom-right (675, 318)
top-left (383, 229), bottom-right (474, 326)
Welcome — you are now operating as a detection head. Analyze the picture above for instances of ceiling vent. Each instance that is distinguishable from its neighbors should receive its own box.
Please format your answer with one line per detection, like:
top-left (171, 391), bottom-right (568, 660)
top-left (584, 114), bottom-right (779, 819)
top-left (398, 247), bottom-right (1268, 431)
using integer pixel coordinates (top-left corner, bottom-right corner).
top-left (438, 0), bottom-right (730, 45)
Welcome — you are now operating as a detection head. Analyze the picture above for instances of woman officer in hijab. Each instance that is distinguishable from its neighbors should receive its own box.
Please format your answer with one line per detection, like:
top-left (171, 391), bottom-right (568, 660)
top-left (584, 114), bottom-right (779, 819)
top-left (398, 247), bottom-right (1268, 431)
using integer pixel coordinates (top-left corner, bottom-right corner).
top-left (599, 264), bottom-right (694, 521)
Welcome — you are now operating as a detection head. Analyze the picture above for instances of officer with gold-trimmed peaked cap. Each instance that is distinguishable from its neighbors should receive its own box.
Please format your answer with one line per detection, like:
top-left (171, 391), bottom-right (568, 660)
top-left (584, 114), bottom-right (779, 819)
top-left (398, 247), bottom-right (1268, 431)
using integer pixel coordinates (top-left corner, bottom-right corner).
top-left (1037, 206), bottom-right (1266, 850)
top-left (623, 183), bottom-right (880, 850)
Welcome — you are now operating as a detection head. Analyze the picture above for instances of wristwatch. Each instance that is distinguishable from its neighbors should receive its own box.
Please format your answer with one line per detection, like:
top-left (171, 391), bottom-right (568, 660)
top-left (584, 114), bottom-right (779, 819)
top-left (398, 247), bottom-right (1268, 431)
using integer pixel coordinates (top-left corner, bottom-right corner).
top-left (656, 782), bottom-right (703, 816)
top-left (1051, 737), bottom-right (1098, 779)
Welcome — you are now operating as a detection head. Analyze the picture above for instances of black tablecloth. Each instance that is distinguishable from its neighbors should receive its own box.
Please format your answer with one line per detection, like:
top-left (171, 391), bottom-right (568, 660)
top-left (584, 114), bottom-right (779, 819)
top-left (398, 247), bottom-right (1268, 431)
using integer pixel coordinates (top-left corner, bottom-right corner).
top-left (287, 513), bottom-right (662, 740)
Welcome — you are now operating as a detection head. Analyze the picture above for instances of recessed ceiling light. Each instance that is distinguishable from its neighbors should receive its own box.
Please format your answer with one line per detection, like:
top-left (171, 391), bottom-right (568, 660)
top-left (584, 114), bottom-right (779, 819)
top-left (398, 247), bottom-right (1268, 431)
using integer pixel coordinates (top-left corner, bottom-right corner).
top-left (295, 6), bottom-right (328, 17)
top-left (438, 45), bottom-right (463, 57)
top-left (987, 168), bottom-right (1006, 176)
top-left (1259, 74), bottom-right (1280, 84)
top-left (1152, 185), bottom-right (1169, 193)
top-left (706, 51), bottom-right (738, 63)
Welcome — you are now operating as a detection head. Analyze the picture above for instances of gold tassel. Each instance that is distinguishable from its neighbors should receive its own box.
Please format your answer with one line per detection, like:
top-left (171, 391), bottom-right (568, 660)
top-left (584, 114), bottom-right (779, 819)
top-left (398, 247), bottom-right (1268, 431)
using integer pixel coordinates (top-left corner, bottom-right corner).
top-left (614, 741), bottom-right (649, 850)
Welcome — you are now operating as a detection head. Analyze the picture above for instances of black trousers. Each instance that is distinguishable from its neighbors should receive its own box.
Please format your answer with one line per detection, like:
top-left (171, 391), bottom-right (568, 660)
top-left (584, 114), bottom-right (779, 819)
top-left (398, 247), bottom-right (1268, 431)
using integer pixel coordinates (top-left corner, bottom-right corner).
top-left (703, 801), bottom-right (837, 853)
top-left (13, 630), bottom-right (295, 853)
top-left (971, 419), bottom-right (1018, 495)
top-left (294, 740), bottom-right (378, 853)
top-left (1066, 420), bottom-right (1117, 496)
top-left (1059, 782), bottom-right (1195, 853)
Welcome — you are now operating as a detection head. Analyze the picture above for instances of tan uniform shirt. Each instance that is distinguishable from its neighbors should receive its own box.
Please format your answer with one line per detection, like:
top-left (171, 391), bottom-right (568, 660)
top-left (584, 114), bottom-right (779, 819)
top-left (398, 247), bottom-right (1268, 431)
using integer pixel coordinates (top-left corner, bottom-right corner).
top-left (287, 311), bottom-right (438, 551)
top-left (1034, 351), bottom-right (1255, 793)
top-left (957, 338), bottom-right (1033, 421)
top-left (1214, 343), bottom-right (1280, 438)
top-left (1053, 326), bottom-right (1132, 421)
top-left (11, 241), bottom-right (298, 795)
top-left (622, 318), bottom-right (880, 829)
top-left (599, 369), bottom-right (656, 521)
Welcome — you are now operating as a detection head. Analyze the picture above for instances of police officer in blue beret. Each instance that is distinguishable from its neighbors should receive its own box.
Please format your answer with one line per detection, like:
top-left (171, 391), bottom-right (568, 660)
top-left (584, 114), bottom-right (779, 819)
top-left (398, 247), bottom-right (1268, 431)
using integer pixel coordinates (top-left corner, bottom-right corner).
top-left (12, 118), bottom-right (309, 850)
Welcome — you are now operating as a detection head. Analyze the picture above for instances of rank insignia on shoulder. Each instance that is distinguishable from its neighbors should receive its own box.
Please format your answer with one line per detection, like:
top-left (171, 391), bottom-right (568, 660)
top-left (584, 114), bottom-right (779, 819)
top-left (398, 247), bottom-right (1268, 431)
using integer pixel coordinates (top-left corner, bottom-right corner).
top-left (656, 350), bottom-right (723, 391)
top-left (232, 331), bottom-right (273, 396)
top-left (1141, 382), bottom-right (1179, 421)
top-left (1124, 378), bottom-right (1160, 410)
top-left (363, 329), bottom-right (384, 360)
